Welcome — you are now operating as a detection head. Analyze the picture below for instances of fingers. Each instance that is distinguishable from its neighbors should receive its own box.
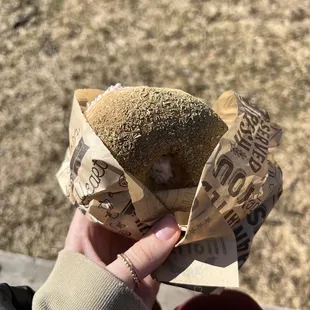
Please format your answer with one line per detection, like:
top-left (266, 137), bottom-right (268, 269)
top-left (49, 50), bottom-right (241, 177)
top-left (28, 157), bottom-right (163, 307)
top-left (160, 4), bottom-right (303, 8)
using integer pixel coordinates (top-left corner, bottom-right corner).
top-left (65, 209), bottom-right (91, 253)
top-left (65, 209), bottom-right (108, 268)
top-left (136, 276), bottom-right (160, 309)
top-left (106, 215), bottom-right (180, 290)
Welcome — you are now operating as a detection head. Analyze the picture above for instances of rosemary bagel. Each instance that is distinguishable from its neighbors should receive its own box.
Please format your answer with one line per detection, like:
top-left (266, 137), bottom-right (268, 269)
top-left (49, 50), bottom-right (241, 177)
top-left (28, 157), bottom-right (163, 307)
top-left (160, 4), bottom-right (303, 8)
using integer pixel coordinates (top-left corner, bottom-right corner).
top-left (85, 86), bottom-right (227, 191)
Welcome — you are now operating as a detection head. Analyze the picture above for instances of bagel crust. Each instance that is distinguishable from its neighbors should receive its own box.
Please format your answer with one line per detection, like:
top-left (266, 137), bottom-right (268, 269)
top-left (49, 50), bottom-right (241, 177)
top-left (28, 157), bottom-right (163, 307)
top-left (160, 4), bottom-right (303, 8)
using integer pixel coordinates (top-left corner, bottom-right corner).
top-left (85, 86), bottom-right (228, 190)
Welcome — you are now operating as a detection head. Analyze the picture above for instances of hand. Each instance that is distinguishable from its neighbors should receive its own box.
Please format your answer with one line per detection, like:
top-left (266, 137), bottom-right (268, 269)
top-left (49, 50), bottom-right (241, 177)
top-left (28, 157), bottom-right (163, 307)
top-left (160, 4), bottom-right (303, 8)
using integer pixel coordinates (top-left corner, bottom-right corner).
top-left (65, 209), bottom-right (180, 309)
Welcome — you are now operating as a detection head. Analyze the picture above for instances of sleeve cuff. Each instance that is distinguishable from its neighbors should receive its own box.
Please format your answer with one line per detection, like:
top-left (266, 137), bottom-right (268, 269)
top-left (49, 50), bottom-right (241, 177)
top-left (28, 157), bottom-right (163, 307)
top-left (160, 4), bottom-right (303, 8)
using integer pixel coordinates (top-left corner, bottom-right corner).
top-left (33, 249), bottom-right (147, 310)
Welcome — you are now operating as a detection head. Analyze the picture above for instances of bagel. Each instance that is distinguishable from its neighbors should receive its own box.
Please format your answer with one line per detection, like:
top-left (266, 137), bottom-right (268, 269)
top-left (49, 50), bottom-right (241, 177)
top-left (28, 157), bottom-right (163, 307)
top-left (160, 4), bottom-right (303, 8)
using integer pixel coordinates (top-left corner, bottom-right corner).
top-left (85, 86), bottom-right (228, 191)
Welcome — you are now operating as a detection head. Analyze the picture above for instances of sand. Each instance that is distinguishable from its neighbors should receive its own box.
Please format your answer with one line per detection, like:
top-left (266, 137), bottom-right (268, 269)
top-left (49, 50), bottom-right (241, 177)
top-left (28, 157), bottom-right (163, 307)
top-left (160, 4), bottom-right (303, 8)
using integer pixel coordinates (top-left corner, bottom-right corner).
top-left (1, 1), bottom-right (309, 309)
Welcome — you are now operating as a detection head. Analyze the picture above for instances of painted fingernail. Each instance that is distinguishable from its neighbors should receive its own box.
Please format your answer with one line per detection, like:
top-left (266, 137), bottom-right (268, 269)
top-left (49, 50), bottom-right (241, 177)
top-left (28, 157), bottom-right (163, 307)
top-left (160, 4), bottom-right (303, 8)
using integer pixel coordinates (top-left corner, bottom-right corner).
top-left (155, 215), bottom-right (179, 240)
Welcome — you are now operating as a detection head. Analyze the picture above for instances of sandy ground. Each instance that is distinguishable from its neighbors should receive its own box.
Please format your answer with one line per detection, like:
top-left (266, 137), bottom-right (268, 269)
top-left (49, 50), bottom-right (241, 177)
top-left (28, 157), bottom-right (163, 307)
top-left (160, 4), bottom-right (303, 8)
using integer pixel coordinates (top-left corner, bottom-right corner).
top-left (1, 0), bottom-right (309, 309)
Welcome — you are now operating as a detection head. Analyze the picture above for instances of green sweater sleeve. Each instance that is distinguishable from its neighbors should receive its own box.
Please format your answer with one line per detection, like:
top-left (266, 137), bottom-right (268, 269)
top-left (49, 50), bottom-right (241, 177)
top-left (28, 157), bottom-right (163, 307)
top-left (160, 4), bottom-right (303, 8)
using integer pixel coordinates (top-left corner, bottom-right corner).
top-left (32, 250), bottom-right (148, 310)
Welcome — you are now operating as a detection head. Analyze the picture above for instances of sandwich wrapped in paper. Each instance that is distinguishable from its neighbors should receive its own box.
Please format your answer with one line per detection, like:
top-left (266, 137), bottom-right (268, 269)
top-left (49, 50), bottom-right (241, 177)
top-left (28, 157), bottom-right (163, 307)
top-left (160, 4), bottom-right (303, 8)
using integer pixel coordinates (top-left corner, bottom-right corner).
top-left (57, 85), bottom-right (282, 293)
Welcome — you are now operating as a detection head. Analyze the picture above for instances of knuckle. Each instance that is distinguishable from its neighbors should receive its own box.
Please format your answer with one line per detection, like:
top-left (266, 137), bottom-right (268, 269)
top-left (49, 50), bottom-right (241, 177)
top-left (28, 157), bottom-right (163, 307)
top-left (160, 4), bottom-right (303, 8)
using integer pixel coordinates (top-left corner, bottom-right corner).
top-left (132, 240), bottom-right (155, 265)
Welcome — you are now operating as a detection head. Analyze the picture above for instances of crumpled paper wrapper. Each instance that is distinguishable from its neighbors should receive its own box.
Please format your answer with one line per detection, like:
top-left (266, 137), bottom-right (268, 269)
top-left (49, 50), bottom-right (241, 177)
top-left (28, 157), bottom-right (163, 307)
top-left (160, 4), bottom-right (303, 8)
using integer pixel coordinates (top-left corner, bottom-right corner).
top-left (57, 88), bottom-right (282, 293)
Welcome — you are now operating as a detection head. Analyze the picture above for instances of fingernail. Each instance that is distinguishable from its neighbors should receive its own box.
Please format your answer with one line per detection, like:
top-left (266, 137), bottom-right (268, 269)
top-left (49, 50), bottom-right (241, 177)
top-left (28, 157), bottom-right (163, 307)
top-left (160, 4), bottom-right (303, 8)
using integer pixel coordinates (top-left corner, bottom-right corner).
top-left (154, 215), bottom-right (178, 240)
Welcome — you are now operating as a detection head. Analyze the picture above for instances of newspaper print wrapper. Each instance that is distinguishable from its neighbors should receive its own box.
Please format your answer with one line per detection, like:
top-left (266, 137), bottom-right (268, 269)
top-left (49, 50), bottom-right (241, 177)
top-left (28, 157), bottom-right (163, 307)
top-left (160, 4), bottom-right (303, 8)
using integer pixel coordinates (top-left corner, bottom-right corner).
top-left (57, 89), bottom-right (283, 293)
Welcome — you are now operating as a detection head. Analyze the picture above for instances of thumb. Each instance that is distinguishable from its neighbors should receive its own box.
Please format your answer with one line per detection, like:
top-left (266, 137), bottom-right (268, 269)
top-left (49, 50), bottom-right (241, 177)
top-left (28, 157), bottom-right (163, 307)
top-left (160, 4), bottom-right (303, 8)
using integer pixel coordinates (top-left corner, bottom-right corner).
top-left (106, 215), bottom-right (180, 289)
